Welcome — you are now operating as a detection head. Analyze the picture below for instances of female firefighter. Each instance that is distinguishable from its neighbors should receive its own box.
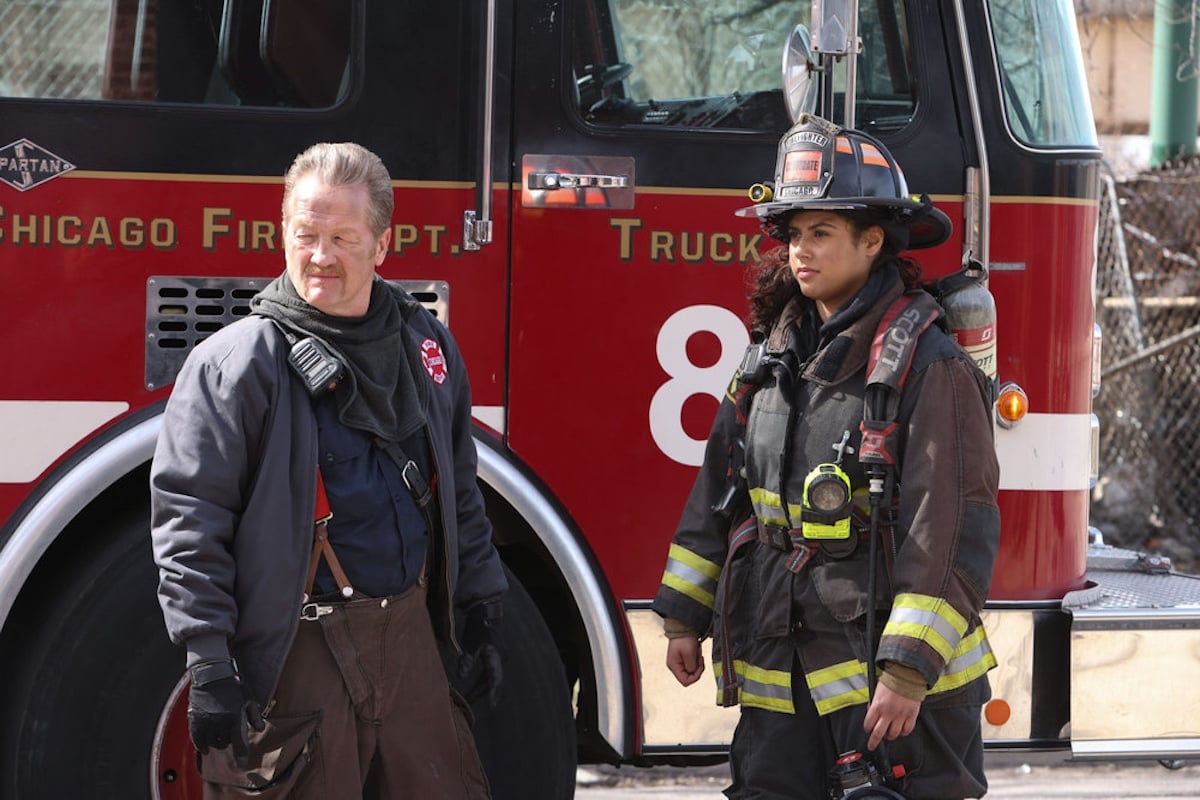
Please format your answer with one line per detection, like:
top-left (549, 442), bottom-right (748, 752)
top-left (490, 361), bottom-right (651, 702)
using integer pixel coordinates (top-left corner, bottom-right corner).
top-left (652, 114), bottom-right (1000, 800)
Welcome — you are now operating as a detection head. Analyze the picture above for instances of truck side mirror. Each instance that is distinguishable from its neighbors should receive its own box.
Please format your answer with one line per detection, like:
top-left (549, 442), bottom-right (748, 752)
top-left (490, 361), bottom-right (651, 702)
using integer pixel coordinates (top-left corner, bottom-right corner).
top-left (782, 24), bottom-right (817, 123)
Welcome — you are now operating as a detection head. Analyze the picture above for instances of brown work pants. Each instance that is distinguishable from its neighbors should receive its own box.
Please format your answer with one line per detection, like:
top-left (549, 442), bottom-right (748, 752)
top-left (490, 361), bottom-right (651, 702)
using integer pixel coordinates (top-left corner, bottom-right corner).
top-left (199, 583), bottom-right (490, 799)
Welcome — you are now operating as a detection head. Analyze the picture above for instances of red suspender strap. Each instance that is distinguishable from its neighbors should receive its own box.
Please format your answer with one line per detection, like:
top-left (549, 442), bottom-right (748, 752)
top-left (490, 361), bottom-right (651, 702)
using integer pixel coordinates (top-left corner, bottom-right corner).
top-left (313, 468), bottom-right (331, 522)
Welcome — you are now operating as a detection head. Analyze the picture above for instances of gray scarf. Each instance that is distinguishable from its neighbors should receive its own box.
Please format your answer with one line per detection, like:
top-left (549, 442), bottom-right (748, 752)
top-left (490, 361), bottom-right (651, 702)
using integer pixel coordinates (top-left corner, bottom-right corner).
top-left (250, 274), bottom-right (427, 441)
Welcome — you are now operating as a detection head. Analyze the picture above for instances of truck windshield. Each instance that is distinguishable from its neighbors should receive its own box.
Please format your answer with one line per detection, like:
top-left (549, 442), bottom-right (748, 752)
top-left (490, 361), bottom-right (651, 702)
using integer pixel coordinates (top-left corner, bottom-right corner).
top-left (988, 0), bottom-right (1098, 148)
top-left (573, 0), bottom-right (915, 133)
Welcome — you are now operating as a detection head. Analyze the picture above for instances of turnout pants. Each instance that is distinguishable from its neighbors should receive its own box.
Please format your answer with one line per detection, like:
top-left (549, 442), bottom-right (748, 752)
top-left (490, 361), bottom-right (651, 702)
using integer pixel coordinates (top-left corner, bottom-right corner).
top-left (725, 659), bottom-right (987, 800)
top-left (198, 582), bottom-right (490, 799)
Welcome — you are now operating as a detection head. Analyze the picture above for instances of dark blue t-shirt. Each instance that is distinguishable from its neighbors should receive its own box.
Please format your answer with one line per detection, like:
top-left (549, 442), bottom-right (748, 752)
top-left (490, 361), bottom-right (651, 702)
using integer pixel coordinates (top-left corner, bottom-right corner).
top-left (312, 394), bottom-right (430, 597)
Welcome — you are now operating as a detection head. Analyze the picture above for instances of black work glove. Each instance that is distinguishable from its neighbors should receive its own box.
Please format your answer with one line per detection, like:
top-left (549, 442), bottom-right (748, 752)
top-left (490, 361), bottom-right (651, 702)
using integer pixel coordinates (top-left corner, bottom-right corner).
top-left (187, 660), bottom-right (266, 769)
top-left (457, 599), bottom-right (503, 707)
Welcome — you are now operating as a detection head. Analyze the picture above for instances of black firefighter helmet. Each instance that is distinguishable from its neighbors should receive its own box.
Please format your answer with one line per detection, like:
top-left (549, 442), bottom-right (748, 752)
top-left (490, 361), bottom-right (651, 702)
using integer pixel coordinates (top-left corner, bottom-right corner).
top-left (736, 114), bottom-right (952, 250)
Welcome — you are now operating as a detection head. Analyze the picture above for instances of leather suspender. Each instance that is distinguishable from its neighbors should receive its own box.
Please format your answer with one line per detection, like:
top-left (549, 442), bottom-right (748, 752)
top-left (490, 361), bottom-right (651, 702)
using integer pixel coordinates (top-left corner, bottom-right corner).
top-left (303, 441), bottom-right (436, 602)
top-left (304, 469), bottom-right (355, 600)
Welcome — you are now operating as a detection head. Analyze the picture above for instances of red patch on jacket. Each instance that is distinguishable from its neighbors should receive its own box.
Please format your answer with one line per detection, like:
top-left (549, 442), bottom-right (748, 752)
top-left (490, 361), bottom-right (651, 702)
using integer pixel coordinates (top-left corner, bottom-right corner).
top-left (421, 338), bottom-right (447, 385)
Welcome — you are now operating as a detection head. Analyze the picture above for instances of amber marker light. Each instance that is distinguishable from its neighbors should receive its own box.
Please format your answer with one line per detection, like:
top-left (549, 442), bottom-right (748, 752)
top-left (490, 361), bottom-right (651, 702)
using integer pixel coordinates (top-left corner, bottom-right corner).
top-left (996, 382), bottom-right (1028, 429)
top-left (985, 698), bottom-right (1012, 726)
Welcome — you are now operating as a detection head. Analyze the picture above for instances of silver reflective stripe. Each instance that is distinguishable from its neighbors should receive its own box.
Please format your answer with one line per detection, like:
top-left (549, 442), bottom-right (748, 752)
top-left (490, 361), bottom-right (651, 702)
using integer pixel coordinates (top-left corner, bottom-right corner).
top-left (931, 627), bottom-right (997, 694)
top-left (715, 659), bottom-right (794, 712)
top-left (741, 674), bottom-right (791, 704)
top-left (665, 556), bottom-right (718, 598)
top-left (811, 662), bottom-right (868, 705)
top-left (948, 632), bottom-right (991, 672)
top-left (885, 603), bottom-right (964, 658)
top-left (661, 543), bottom-right (721, 608)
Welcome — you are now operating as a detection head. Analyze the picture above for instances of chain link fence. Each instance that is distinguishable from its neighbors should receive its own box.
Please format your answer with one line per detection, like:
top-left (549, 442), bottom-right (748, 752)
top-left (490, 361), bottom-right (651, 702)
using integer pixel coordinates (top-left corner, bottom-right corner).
top-left (1093, 155), bottom-right (1200, 573)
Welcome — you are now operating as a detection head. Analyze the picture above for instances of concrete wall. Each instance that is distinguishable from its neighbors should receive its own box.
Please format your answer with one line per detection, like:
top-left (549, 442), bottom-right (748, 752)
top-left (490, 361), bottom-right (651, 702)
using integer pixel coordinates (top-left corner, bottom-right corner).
top-left (1077, 3), bottom-right (1200, 134)
top-left (1078, 13), bottom-right (1155, 133)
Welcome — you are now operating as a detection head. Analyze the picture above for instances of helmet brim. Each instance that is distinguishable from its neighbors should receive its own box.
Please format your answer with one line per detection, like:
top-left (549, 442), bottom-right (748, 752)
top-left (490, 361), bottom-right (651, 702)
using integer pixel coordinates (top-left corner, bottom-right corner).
top-left (735, 197), bottom-right (952, 250)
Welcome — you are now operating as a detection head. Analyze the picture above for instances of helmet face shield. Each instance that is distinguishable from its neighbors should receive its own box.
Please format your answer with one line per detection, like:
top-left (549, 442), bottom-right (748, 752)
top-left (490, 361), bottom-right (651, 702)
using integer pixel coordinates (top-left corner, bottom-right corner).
top-left (737, 114), bottom-right (951, 249)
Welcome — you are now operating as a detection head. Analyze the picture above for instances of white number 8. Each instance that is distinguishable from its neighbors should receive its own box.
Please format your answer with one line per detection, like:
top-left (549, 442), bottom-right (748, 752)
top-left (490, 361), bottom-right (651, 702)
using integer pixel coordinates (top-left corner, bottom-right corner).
top-left (650, 305), bottom-right (749, 466)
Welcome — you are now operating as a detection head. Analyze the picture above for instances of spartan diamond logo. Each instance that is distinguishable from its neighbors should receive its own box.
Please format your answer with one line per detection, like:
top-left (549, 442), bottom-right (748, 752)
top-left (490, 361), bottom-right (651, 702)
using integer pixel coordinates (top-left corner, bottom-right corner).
top-left (0, 139), bottom-right (75, 192)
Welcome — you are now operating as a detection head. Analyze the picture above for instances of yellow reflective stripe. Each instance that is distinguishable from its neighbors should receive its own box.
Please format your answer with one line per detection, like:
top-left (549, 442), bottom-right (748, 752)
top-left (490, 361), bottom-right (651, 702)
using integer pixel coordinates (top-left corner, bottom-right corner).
top-left (749, 487), bottom-right (803, 526)
top-left (668, 543), bottom-right (721, 580)
top-left (714, 659), bottom-right (794, 713)
top-left (850, 487), bottom-right (871, 509)
top-left (891, 593), bottom-right (969, 633)
top-left (749, 486), bottom-right (777, 507)
top-left (661, 543), bottom-right (720, 609)
top-left (805, 659), bottom-right (871, 715)
top-left (930, 626), bottom-right (998, 695)
top-left (752, 486), bottom-right (877, 528)
top-left (749, 487), bottom-right (787, 525)
top-left (883, 594), bottom-right (969, 661)
top-left (739, 691), bottom-right (794, 713)
top-left (661, 573), bottom-right (714, 608)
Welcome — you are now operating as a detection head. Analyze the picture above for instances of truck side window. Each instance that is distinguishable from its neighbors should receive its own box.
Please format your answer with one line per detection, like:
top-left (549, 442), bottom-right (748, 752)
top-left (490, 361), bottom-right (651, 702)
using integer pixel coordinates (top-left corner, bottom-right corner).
top-left (989, 0), bottom-right (1098, 147)
top-left (0, 0), bottom-right (352, 108)
top-left (571, 0), bottom-right (915, 134)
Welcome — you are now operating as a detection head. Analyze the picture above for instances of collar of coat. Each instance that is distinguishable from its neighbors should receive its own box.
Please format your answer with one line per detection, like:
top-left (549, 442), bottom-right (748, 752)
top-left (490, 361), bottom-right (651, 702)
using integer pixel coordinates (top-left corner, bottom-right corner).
top-left (765, 262), bottom-right (906, 388)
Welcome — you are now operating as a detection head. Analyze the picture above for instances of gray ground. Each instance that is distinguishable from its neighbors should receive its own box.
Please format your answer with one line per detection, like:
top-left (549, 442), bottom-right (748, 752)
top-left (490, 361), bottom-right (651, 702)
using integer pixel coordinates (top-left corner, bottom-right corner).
top-left (575, 751), bottom-right (1200, 798)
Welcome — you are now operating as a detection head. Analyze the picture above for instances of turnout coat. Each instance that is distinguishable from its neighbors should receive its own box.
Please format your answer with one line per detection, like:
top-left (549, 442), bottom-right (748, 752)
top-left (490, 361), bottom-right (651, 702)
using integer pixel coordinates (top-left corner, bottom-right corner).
top-left (653, 266), bottom-right (1000, 719)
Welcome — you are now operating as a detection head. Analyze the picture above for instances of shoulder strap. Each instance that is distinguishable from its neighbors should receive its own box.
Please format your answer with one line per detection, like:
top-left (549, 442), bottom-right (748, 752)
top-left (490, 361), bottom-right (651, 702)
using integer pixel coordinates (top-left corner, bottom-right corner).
top-left (859, 290), bottom-right (941, 467)
top-left (711, 341), bottom-right (772, 519)
top-left (373, 437), bottom-right (434, 511)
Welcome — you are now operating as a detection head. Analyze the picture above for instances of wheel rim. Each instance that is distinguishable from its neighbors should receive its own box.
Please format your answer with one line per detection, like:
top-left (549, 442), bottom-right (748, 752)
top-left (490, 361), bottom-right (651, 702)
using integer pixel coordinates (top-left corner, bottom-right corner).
top-left (150, 675), bottom-right (201, 800)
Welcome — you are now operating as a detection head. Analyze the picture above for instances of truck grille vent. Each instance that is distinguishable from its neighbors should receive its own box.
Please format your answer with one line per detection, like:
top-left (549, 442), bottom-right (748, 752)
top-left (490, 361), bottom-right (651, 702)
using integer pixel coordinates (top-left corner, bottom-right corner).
top-left (145, 276), bottom-right (449, 391)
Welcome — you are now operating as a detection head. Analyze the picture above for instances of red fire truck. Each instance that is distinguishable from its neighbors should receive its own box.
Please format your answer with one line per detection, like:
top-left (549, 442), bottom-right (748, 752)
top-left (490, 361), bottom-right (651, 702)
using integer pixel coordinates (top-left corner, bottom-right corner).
top-left (2, 0), bottom-right (1198, 797)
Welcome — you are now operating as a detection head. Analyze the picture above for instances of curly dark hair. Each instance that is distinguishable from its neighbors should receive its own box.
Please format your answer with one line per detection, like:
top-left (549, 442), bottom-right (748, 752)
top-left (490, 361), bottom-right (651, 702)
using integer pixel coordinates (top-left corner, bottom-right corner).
top-left (746, 209), bottom-right (923, 333)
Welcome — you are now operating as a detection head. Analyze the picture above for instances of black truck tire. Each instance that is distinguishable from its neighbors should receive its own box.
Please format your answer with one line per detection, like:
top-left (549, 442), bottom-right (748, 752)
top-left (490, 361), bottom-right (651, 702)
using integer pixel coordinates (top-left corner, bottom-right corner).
top-left (455, 563), bottom-right (578, 799)
top-left (0, 506), bottom-right (577, 798)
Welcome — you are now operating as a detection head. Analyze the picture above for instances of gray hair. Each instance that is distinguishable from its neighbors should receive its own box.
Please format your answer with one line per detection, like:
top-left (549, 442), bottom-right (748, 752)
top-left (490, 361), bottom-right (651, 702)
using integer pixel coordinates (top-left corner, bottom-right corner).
top-left (282, 142), bottom-right (394, 237)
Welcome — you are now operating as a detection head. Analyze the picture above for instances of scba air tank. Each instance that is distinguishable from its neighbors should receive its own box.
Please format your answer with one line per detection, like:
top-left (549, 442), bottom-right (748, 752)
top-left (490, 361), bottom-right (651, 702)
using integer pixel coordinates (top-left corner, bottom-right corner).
top-left (933, 268), bottom-right (997, 380)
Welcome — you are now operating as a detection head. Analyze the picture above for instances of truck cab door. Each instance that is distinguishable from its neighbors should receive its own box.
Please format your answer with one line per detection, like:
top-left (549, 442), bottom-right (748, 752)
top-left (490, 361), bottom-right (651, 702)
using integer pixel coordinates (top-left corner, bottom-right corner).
top-left (507, 0), bottom-right (796, 597)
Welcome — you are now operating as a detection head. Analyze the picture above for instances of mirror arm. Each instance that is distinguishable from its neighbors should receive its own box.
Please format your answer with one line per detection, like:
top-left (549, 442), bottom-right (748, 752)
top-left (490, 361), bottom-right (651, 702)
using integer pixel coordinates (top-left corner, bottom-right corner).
top-left (465, 0), bottom-right (497, 250)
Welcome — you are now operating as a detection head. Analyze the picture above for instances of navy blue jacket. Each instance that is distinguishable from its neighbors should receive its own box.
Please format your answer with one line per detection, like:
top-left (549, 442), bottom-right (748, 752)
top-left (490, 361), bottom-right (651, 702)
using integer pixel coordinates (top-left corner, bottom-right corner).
top-left (150, 286), bottom-right (506, 705)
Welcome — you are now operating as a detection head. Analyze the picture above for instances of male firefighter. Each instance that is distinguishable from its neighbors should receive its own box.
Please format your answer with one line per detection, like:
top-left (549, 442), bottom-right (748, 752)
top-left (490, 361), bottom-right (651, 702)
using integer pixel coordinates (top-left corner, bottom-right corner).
top-left (653, 115), bottom-right (1000, 799)
top-left (151, 141), bottom-right (505, 798)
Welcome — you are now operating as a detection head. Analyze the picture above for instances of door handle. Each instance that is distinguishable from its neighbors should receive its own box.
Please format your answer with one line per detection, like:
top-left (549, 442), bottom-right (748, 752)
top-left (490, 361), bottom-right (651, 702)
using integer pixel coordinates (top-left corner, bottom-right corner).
top-left (527, 172), bottom-right (630, 190)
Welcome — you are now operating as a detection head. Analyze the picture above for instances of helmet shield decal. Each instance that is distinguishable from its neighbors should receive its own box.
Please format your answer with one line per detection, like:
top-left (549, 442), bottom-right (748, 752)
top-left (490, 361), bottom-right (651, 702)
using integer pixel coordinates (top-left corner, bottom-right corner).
top-left (782, 148), bottom-right (822, 185)
top-left (774, 123), bottom-right (836, 202)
